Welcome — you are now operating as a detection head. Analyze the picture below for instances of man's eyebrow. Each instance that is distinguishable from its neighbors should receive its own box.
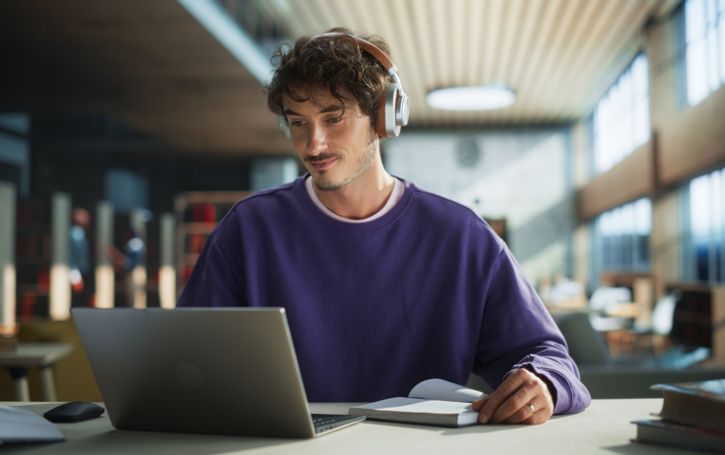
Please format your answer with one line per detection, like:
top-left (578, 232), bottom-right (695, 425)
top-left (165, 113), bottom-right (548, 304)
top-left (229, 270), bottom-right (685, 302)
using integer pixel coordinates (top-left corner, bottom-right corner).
top-left (318, 104), bottom-right (345, 113)
top-left (283, 104), bottom-right (345, 116)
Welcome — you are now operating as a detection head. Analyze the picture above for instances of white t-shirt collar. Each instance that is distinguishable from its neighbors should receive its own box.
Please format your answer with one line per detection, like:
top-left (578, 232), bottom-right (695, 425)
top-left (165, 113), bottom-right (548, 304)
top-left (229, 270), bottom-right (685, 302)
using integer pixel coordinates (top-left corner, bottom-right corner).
top-left (305, 176), bottom-right (405, 223)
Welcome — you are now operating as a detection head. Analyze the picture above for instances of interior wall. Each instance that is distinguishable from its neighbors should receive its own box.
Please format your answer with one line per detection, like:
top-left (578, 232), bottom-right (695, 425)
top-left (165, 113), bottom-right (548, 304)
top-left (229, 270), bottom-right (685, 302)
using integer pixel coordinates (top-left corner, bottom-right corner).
top-left (647, 14), bottom-right (679, 132)
top-left (651, 190), bottom-right (681, 296)
top-left (657, 86), bottom-right (725, 186)
top-left (571, 121), bottom-right (592, 289)
top-left (647, 11), bottom-right (681, 298)
top-left (576, 142), bottom-right (654, 221)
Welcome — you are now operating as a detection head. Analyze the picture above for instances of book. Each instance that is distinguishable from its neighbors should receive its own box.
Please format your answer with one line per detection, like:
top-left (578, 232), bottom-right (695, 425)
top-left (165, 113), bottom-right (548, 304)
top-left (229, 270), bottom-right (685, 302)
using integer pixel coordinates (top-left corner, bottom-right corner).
top-left (633, 419), bottom-right (725, 453)
top-left (651, 379), bottom-right (725, 433)
top-left (348, 378), bottom-right (485, 427)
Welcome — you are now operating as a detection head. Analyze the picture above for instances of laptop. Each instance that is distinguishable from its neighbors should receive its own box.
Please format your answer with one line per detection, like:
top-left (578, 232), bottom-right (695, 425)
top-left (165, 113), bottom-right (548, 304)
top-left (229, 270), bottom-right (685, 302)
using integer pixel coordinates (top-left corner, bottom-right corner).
top-left (72, 307), bottom-right (364, 438)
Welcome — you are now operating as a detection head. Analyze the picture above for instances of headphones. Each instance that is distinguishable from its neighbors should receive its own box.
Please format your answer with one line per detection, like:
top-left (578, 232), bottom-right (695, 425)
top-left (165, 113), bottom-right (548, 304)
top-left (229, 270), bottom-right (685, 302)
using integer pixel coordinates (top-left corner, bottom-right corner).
top-left (277, 32), bottom-right (409, 139)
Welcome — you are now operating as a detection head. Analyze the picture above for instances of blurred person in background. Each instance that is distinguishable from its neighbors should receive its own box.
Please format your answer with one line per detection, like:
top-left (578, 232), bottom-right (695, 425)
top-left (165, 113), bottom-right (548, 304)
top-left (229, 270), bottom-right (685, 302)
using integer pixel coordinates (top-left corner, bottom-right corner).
top-left (69, 208), bottom-right (92, 306)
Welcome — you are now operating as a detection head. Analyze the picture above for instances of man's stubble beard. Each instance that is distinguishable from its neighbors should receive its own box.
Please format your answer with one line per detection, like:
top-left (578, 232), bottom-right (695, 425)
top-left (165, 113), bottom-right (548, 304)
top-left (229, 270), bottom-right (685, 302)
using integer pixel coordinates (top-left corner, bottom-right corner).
top-left (314, 133), bottom-right (379, 192)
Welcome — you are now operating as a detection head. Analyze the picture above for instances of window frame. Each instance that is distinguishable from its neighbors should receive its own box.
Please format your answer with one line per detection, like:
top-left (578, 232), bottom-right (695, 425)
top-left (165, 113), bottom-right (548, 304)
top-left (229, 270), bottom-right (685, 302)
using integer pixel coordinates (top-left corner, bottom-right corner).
top-left (590, 53), bottom-right (651, 176)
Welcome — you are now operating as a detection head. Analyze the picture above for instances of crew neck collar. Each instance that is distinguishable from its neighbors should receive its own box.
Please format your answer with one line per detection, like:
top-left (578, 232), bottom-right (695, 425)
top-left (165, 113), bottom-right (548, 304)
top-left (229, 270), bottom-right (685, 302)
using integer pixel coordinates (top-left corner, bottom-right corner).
top-left (294, 174), bottom-right (414, 232)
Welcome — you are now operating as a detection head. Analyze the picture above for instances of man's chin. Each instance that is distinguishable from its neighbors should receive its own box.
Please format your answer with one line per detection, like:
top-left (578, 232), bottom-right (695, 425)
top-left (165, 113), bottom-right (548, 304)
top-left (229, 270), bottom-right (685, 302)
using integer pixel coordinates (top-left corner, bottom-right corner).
top-left (313, 178), bottom-right (343, 191)
top-left (309, 171), bottom-right (346, 191)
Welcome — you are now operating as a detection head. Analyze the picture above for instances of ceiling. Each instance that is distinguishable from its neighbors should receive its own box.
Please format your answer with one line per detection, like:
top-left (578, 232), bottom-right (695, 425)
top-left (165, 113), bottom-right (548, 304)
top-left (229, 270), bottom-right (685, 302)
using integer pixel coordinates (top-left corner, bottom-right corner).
top-left (0, 0), bottom-right (678, 156)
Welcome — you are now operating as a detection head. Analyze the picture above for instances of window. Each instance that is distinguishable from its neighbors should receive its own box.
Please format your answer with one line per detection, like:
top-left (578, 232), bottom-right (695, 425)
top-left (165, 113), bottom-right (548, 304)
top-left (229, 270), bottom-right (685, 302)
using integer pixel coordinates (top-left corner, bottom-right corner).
top-left (105, 169), bottom-right (149, 213)
top-left (594, 198), bottom-right (652, 275)
top-left (591, 54), bottom-right (650, 175)
top-left (0, 114), bottom-right (30, 197)
top-left (683, 167), bottom-right (725, 282)
top-left (682, 0), bottom-right (725, 106)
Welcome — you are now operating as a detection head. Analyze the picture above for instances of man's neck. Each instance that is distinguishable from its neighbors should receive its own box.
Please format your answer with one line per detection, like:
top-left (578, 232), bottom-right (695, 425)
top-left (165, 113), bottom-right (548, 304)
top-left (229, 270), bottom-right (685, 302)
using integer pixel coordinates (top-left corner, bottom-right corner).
top-left (311, 162), bottom-right (396, 220)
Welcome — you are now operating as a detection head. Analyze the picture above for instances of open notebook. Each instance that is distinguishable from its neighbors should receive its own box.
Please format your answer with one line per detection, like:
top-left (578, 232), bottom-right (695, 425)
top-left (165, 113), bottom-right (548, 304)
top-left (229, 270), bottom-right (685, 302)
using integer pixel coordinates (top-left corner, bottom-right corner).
top-left (349, 378), bottom-right (485, 427)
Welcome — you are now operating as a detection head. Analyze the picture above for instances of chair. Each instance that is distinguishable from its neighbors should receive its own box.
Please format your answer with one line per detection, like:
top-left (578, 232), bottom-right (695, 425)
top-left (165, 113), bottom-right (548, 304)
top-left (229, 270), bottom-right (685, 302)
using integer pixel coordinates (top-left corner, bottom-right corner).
top-left (554, 312), bottom-right (610, 367)
top-left (588, 286), bottom-right (633, 332)
top-left (554, 310), bottom-right (714, 398)
top-left (631, 291), bottom-right (680, 354)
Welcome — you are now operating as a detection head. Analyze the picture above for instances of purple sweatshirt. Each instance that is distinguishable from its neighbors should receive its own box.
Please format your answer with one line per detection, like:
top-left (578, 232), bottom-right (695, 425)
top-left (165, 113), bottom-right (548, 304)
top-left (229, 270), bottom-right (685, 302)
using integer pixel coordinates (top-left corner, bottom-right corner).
top-left (178, 176), bottom-right (591, 414)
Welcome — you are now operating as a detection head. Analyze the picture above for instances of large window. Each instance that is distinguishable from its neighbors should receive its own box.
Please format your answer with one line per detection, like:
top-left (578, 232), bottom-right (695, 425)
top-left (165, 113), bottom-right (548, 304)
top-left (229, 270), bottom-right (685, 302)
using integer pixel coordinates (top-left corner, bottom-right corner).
top-left (682, 0), bottom-right (725, 106)
top-left (591, 54), bottom-right (650, 175)
top-left (594, 198), bottom-right (652, 276)
top-left (682, 167), bottom-right (725, 282)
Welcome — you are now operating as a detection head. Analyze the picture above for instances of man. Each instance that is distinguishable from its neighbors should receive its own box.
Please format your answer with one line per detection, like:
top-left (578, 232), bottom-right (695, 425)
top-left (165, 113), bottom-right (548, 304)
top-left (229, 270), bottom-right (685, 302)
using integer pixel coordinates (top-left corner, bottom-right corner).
top-left (178, 28), bottom-right (590, 425)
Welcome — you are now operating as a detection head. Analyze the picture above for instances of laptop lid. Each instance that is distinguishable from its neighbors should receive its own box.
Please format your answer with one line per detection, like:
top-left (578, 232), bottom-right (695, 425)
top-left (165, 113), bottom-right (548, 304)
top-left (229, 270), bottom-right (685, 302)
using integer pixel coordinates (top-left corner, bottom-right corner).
top-left (72, 307), bottom-right (345, 438)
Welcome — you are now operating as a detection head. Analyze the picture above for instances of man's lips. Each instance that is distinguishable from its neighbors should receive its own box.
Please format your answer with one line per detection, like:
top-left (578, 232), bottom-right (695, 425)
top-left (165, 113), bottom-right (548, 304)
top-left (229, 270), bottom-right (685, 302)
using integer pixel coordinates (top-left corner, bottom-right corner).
top-left (306, 154), bottom-right (339, 171)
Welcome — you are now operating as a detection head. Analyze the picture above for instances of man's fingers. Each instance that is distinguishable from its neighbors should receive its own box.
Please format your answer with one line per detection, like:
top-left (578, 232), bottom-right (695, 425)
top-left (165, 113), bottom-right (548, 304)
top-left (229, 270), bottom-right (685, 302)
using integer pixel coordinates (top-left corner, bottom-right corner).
top-left (489, 381), bottom-right (539, 423)
top-left (478, 369), bottom-right (529, 423)
top-left (521, 404), bottom-right (550, 425)
top-left (471, 397), bottom-right (487, 412)
top-left (477, 368), bottom-right (555, 425)
top-left (499, 397), bottom-right (544, 424)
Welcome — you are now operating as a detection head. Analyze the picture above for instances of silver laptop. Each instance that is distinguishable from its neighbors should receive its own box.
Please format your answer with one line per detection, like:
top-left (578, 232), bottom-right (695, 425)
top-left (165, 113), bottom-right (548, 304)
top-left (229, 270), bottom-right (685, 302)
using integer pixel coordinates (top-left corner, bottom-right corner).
top-left (72, 307), bottom-right (364, 438)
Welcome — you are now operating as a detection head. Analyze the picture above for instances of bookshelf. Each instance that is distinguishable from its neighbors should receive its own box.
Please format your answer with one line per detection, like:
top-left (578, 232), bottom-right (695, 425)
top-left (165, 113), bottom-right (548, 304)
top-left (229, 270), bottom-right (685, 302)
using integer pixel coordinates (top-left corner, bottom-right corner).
top-left (15, 197), bottom-right (52, 320)
top-left (15, 193), bottom-right (75, 320)
top-left (174, 192), bottom-right (247, 296)
top-left (666, 282), bottom-right (725, 362)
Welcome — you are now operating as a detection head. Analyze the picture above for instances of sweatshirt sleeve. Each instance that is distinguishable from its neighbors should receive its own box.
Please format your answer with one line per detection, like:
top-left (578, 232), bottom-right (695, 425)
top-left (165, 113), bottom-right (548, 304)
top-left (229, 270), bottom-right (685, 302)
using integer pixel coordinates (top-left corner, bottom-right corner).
top-left (473, 246), bottom-right (591, 415)
top-left (176, 210), bottom-right (246, 308)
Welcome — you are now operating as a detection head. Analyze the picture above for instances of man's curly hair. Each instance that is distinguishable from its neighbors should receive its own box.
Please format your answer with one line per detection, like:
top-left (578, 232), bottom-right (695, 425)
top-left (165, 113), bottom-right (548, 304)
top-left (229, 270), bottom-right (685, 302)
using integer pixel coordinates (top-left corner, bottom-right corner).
top-left (266, 27), bottom-right (393, 126)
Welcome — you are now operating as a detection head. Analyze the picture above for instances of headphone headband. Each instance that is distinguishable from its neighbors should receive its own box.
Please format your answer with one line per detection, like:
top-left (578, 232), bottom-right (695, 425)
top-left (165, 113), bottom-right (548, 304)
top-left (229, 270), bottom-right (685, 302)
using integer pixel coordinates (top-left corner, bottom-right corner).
top-left (310, 32), bottom-right (398, 74)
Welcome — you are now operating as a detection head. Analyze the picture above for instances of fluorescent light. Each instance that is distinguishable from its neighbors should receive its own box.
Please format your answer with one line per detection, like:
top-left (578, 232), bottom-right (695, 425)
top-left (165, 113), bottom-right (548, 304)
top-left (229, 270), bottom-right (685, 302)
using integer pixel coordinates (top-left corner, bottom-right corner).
top-left (427, 85), bottom-right (516, 111)
top-left (178, 0), bottom-right (273, 85)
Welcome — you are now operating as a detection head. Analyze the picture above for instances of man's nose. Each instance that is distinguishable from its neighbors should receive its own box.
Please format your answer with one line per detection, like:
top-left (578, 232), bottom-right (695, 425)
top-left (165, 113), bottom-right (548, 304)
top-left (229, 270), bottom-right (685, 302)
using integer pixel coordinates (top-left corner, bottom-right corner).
top-left (306, 124), bottom-right (328, 155)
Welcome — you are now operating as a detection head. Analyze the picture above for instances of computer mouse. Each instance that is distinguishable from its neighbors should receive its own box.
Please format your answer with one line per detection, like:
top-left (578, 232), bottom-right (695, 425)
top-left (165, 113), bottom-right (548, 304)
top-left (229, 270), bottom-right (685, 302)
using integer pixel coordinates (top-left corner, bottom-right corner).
top-left (43, 401), bottom-right (105, 423)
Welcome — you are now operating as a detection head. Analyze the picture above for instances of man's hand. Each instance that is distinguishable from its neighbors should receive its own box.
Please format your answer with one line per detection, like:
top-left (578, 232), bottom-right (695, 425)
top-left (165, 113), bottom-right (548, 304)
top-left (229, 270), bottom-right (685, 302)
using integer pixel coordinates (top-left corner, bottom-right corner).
top-left (471, 368), bottom-right (554, 425)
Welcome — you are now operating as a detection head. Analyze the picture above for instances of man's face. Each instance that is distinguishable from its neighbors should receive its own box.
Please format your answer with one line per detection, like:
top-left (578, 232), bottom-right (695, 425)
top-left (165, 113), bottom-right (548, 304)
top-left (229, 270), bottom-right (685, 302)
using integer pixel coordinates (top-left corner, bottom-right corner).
top-left (283, 89), bottom-right (379, 191)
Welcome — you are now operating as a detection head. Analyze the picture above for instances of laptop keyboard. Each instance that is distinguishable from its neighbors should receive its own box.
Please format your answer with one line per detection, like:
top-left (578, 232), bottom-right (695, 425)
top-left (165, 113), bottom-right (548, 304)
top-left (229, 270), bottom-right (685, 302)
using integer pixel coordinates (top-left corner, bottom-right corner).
top-left (312, 414), bottom-right (361, 433)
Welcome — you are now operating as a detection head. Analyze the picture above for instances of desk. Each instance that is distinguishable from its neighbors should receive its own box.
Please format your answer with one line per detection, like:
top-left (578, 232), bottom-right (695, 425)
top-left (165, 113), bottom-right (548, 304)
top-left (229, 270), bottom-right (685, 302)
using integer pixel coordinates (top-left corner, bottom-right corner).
top-left (0, 399), bottom-right (694, 454)
top-left (604, 302), bottom-right (641, 319)
top-left (0, 343), bottom-right (72, 401)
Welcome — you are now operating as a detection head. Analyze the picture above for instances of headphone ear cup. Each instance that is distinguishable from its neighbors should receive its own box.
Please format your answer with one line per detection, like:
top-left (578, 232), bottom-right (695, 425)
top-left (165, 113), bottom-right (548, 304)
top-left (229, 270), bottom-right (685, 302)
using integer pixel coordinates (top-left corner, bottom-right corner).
top-left (397, 91), bottom-right (409, 128)
top-left (384, 85), bottom-right (401, 137)
top-left (277, 115), bottom-right (291, 140)
top-left (375, 96), bottom-right (388, 138)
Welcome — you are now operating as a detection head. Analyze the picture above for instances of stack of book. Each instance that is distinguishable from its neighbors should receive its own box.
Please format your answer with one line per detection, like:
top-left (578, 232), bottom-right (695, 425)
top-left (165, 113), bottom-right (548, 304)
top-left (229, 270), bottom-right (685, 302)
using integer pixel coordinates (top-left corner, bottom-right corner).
top-left (633, 379), bottom-right (725, 452)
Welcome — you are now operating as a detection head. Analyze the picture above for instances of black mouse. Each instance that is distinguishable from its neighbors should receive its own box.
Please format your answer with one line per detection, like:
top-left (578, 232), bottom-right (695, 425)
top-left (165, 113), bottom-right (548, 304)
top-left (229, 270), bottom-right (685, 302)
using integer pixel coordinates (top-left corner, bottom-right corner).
top-left (44, 401), bottom-right (105, 423)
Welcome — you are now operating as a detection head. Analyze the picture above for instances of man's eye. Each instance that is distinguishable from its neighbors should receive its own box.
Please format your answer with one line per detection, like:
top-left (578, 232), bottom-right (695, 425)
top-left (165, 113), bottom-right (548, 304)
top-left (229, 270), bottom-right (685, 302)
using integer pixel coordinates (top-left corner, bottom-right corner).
top-left (289, 120), bottom-right (305, 128)
top-left (327, 116), bottom-right (343, 124)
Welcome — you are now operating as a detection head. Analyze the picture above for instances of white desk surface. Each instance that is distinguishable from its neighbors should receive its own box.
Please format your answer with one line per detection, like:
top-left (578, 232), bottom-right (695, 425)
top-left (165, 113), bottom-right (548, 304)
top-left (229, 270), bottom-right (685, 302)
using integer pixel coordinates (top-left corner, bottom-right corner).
top-left (2, 399), bottom-right (693, 455)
